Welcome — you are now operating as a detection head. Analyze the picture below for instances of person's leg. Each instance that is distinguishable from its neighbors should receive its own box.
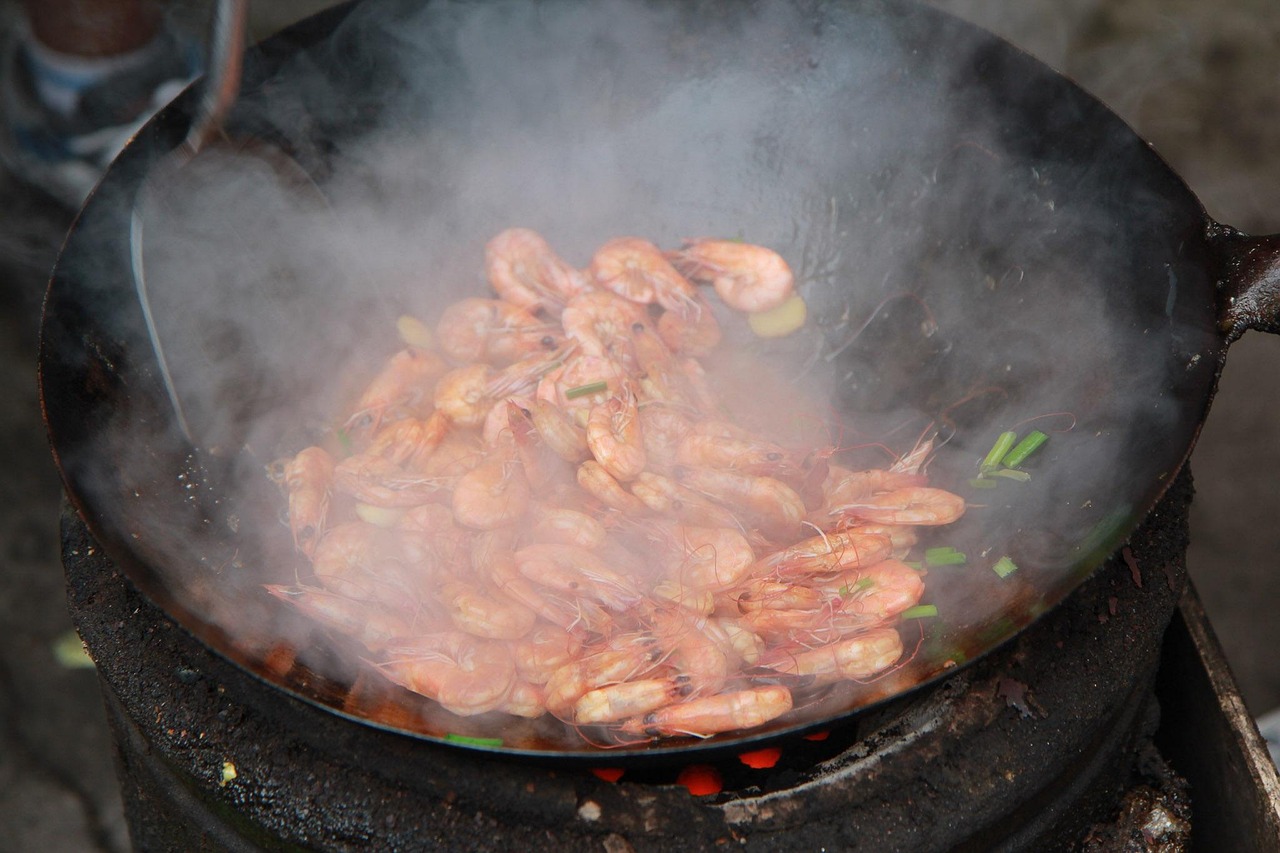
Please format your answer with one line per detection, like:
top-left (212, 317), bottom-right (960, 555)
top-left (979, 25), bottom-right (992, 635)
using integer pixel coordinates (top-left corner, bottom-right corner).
top-left (1, 0), bottom-right (200, 209)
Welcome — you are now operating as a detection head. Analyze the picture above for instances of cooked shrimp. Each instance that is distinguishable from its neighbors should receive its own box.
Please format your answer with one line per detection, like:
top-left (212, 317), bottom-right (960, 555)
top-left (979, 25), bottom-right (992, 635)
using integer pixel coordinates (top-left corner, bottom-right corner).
top-left (436, 297), bottom-right (564, 365)
top-left (669, 239), bottom-right (795, 314)
top-left (333, 416), bottom-right (452, 508)
top-left (588, 236), bottom-right (698, 312)
top-left (674, 466), bottom-right (806, 539)
top-left (629, 471), bottom-right (742, 529)
top-left (577, 460), bottom-right (650, 515)
top-left (650, 608), bottom-right (731, 697)
top-left (667, 525), bottom-right (755, 590)
top-left (536, 353), bottom-right (626, 422)
top-left (637, 406), bottom-right (691, 472)
top-left (498, 680), bottom-right (547, 718)
top-left (527, 398), bottom-right (590, 462)
top-left (265, 583), bottom-right (413, 652)
top-left (619, 685), bottom-right (793, 738)
top-left (656, 292), bottom-right (721, 356)
top-left (345, 347), bottom-right (448, 436)
top-left (439, 578), bottom-right (538, 640)
top-left (830, 486), bottom-right (966, 526)
top-left (816, 559), bottom-right (925, 621)
top-left (675, 432), bottom-right (801, 481)
top-left (759, 627), bottom-right (903, 684)
top-left (754, 529), bottom-right (895, 579)
top-left (559, 290), bottom-right (647, 363)
top-left (529, 505), bottom-right (608, 549)
top-left (513, 543), bottom-right (643, 613)
top-left (573, 677), bottom-right (692, 725)
top-left (434, 347), bottom-right (569, 428)
top-left (544, 640), bottom-right (663, 718)
top-left (451, 455), bottom-right (531, 530)
top-left (377, 632), bottom-right (517, 716)
top-left (586, 382), bottom-right (646, 482)
top-left (511, 623), bottom-right (584, 684)
top-left (822, 466), bottom-right (928, 508)
top-left (484, 227), bottom-right (590, 312)
top-left (280, 446), bottom-right (335, 557)
top-left (310, 521), bottom-right (413, 604)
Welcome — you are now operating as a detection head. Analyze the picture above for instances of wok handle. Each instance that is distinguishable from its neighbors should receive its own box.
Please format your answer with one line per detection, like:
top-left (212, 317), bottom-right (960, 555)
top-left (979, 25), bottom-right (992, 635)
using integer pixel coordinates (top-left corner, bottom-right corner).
top-left (1212, 223), bottom-right (1280, 343)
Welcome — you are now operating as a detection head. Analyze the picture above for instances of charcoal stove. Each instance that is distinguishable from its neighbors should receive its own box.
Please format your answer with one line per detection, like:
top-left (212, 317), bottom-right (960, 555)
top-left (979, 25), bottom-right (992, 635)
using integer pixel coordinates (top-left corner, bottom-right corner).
top-left (63, 470), bottom-right (1240, 852)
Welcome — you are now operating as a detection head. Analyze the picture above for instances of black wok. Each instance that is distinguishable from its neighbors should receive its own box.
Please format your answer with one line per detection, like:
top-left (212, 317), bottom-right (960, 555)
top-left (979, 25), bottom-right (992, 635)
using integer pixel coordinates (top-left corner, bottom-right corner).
top-left (38, 0), bottom-right (1280, 762)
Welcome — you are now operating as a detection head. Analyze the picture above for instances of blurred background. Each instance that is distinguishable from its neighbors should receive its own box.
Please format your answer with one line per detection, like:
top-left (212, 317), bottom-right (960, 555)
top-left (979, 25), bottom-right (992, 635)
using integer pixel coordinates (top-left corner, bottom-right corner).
top-left (0, 0), bottom-right (1277, 849)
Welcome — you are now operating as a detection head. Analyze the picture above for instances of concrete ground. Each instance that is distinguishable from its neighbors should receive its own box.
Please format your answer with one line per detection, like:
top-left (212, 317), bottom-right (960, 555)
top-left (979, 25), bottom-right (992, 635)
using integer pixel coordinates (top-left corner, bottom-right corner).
top-left (0, 1), bottom-right (1277, 849)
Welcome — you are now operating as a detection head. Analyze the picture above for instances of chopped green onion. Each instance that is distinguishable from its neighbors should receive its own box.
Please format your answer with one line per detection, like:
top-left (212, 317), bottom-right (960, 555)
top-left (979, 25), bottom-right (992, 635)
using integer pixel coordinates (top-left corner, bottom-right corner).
top-left (565, 381), bottom-right (608, 400)
top-left (838, 577), bottom-right (876, 597)
top-left (445, 733), bottom-right (504, 747)
top-left (1001, 430), bottom-right (1048, 468)
top-left (968, 477), bottom-right (999, 489)
top-left (987, 468), bottom-right (1031, 482)
top-left (981, 431), bottom-right (1018, 472)
top-left (901, 604), bottom-right (939, 620)
top-left (904, 560), bottom-right (923, 571)
top-left (925, 547), bottom-right (967, 566)
top-left (992, 556), bottom-right (1019, 578)
top-left (336, 428), bottom-right (353, 456)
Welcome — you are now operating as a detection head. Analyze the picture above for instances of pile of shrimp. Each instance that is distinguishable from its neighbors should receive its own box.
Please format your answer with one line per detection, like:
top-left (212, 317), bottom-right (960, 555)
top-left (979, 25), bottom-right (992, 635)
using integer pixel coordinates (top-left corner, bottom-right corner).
top-left (267, 228), bottom-right (966, 743)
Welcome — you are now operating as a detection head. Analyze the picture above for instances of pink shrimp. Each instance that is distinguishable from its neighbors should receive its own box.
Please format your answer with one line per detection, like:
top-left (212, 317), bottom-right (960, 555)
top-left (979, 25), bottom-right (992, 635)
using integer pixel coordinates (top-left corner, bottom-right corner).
top-left (576, 460), bottom-right (651, 516)
top-left (377, 632), bottom-right (518, 716)
top-left (669, 239), bottom-right (795, 314)
top-left (815, 559), bottom-right (925, 621)
top-left (450, 454), bottom-right (532, 530)
top-left (510, 623), bottom-right (584, 684)
top-left (618, 685), bottom-right (793, 738)
top-left (309, 521), bottom-right (428, 610)
top-left (559, 290), bottom-right (647, 363)
top-left (344, 347), bottom-right (448, 436)
top-left (434, 346), bottom-right (569, 428)
top-left (279, 446), bottom-right (335, 557)
top-left (753, 529), bottom-right (895, 579)
top-left (666, 525), bottom-right (755, 591)
top-left (588, 236), bottom-right (699, 312)
top-left (573, 677), bottom-right (693, 725)
top-left (759, 627), bottom-right (904, 684)
top-left (656, 291), bottom-right (722, 356)
top-left (629, 471), bottom-right (742, 529)
top-left (513, 543), bottom-right (643, 613)
top-left (673, 465), bottom-right (806, 539)
top-left (265, 584), bottom-right (414, 652)
top-left (484, 227), bottom-right (591, 312)
top-left (585, 382), bottom-right (647, 482)
top-left (543, 639), bottom-right (664, 718)
top-left (536, 354), bottom-right (626, 424)
top-left (438, 577), bottom-right (538, 640)
top-left (526, 398), bottom-right (591, 462)
top-left (830, 486), bottom-right (966, 526)
top-left (333, 414), bottom-right (452, 508)
top-left (436, 297), bottom-right (565, 365)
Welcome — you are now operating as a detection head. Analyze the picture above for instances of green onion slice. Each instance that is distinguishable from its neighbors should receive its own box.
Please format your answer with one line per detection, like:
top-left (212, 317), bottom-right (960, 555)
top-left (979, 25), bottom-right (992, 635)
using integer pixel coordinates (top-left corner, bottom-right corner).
top-left (1001, 430), bottom-right (1048, 468)
top-left (565, 381), bottom-right (609, 400)
top-left (968, 478), bottom-right (999, 489)
top-left (987, 469), bottom-right (1031, 482)
top-left (445, 733), bottom-right (504, 747)
top-left (925, 547), bottom-right (967, 566)
top-left (981, 431), bottom-right (1018, 472)
top-left (901, 604), bottom-right (939, 620)
top-left (992, 556), bottom-right (1019, 578)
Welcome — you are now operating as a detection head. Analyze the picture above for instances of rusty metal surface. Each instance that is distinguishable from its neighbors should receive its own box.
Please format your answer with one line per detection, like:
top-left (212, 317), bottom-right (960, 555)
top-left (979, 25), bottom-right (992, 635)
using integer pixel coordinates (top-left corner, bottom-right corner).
top-left (1156, 584), bottom-right (1280, 851)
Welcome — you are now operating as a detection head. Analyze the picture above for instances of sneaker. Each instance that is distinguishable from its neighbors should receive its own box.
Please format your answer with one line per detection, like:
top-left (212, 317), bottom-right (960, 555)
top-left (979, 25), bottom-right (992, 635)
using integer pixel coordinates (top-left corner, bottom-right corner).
top-left (0, 17), bottom-right (201, 210)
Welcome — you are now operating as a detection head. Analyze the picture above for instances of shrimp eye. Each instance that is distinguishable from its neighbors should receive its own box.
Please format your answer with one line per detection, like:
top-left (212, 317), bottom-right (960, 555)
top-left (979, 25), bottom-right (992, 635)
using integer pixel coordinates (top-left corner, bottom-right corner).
top-left (631, 322), bottom-right (646, 334)
top-left (766, 452), bottom-right (783, 461)
top-left (540, 335), bottom-right (556, 348)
